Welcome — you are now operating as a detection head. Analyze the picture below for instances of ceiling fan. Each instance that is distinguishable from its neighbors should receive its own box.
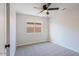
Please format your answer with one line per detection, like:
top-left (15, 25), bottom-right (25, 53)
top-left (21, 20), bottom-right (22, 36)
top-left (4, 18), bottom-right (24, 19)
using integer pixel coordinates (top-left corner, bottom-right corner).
top-left (34, 3), bottom-right (59, 15)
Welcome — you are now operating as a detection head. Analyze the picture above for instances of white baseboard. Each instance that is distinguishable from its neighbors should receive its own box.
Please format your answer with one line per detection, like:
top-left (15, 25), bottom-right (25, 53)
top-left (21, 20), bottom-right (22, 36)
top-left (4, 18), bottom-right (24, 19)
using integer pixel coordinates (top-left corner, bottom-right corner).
top-left (16, 40), bottom-right (49, 47)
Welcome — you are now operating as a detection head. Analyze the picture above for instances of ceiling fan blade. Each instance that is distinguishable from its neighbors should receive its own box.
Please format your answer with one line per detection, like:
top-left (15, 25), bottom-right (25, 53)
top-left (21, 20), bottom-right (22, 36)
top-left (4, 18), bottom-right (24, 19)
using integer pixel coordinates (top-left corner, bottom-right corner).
top-left (48, 8), bottom-right (59, 10)
top-left (39, 10), bottom-right (44, 13)
top-left (47, 3), bottom-right (51, 8)
top-left (34, 7), bottom-right (42, 9)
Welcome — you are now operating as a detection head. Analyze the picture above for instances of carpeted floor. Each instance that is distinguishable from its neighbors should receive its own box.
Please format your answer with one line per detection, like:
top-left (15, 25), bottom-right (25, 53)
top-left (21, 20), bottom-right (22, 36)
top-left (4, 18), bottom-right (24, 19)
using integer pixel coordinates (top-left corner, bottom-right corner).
top-left (15, 42), bottom-right (79, 56)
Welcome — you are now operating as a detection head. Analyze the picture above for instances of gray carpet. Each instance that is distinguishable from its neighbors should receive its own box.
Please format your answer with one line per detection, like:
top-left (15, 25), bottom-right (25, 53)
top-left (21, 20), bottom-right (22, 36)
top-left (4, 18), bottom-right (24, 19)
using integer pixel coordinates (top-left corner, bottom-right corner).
top-left (15, 42), bottom-right (79, 56)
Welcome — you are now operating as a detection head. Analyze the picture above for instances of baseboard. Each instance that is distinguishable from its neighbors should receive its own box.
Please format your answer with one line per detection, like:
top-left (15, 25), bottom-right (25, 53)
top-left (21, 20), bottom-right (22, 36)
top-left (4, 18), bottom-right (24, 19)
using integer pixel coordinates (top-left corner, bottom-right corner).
top-left (16, 40), bottom-right (49, 47)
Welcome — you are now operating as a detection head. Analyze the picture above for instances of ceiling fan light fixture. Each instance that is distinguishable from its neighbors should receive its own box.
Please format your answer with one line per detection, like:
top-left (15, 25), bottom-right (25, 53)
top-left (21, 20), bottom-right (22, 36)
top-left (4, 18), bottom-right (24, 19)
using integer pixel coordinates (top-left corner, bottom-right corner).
top-left (46, 12), bottom-right (49, 15)
top-left (44, 10), bottom-right (47, 13)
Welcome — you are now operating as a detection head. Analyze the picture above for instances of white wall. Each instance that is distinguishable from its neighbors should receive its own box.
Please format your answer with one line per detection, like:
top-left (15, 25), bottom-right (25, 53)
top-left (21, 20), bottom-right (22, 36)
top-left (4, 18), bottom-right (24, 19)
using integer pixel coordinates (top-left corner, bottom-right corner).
top-left (49, 4), bottom-right (79, 53)
top-left (16, 13), bottom-right (49, 46)
top-left (0, 4), bottom-right (6, 56)
top-left (10, 4), bottom-right (16, 56)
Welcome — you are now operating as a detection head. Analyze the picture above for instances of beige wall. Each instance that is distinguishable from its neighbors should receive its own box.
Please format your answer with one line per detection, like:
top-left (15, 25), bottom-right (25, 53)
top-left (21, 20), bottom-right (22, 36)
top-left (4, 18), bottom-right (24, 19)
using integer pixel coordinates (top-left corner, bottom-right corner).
top-left (49, 4), bottom-right (79, 53)
top-left (16, 13), bottom-right (49, 46)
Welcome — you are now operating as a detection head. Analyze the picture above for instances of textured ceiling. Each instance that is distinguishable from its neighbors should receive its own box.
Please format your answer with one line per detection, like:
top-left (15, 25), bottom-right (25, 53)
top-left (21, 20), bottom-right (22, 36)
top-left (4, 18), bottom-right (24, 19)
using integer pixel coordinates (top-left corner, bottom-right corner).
top-left (14, 3), bottom-right (79, 17)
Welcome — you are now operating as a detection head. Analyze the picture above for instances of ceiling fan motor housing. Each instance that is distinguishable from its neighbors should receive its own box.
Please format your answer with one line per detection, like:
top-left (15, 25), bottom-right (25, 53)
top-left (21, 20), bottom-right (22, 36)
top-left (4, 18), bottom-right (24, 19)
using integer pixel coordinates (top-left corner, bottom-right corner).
top-left (43, 5), bottom-right (47, 10)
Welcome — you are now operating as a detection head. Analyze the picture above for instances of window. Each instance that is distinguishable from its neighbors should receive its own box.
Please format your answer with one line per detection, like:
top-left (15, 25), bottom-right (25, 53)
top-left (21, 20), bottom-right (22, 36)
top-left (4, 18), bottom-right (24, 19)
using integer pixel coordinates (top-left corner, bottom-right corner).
top-left (26, 22), bottom-right (42, 33)
top-left (27, 22), bottom-right (34, 33)
top-left (35, 23), bottom-right (41, 32)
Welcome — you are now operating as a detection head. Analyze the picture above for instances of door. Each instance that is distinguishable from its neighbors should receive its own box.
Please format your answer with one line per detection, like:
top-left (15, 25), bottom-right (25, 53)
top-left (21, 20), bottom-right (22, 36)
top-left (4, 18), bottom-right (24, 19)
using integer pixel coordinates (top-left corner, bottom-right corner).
top-left (0, 3), bottom-right (16, 56)
top-left (0, 3), bottom-right (7, 56)
top-left (6, 3), bottom-right (10, 56)
top-left (5, 3), bottom-right (16, 56)
top-left (6, 3), bottom-right (16, 56)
